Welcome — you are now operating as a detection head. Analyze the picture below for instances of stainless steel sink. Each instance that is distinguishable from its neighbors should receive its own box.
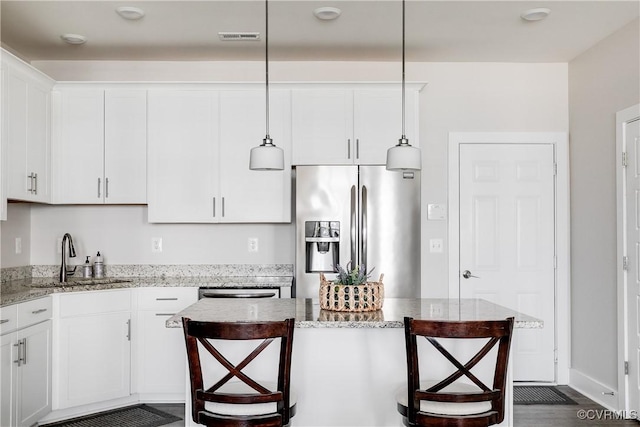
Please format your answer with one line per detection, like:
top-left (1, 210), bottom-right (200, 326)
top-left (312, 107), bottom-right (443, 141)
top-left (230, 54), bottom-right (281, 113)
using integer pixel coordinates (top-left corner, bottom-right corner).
top-left (30, 278), bottom-right (132, 288)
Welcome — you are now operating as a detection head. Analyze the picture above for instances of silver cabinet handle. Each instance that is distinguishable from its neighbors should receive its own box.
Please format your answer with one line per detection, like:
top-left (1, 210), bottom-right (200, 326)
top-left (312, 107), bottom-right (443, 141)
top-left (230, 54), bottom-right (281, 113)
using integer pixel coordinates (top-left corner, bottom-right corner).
top-left (222, 197), bottom-right (225, 217)
top-left (105, 177), bottom-right (109, 199)
top-left (97, 178), bottom-right (101, 198)
top-left (13, 342), bottom-right (21, 366)
top-left (126, 319), bottom-right (131, 341)
top-left (155, 313), bottom-right (176, 316)
top-left (27, 173), bottom-right (34, 194)
top-left (356, 139), bottom-right (360, 159)
top-left (201, 292), bottom-right (276, 299)
top-left (22, 338), bottom-right (27, 365)
top-left (31, 308), bottom-right (47, 314)
top-left (33, 173), bottom-right (38, 195)
top-left (347, 139), bottom-right (351, 159)
top-left (462, 270), bottom-right (480, 279)
top-left (350, 185), bottom-right (357, 267)
top-left (0, 319), bottom-right (9, 325)
top-left (361, 185), bottom-right (368, 271)
top-left (156, 297), bottom-right (178, 301)
top-left (213, 198), bottom-right (216, 217)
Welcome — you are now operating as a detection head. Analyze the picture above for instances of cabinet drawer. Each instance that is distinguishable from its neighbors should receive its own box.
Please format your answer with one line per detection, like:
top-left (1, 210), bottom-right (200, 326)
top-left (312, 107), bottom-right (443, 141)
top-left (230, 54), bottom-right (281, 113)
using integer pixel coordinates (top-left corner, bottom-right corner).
top-left (0, 304), bottom-right (18, 335)
top-left (17, 296), bottom-right (52, 328)
top-left (137, 287), bottom-right (197, 312)
top-left (58, 289), bottom-right (131, 317)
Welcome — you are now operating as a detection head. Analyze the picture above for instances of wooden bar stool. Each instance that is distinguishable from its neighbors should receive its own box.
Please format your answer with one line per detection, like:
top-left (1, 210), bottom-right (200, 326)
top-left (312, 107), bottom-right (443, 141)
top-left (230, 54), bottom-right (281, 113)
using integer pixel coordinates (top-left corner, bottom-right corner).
top-left (397, 317), bottom-right (514, 427)
top-left (182, 317), bottom-right (296, 427)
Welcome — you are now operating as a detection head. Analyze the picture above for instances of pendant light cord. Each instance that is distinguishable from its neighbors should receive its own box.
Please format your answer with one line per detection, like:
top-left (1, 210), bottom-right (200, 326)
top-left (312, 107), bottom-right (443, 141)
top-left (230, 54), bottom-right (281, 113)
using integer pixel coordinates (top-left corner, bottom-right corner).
top-left (401, 0), bottom-right (406, 140)
top-left (265, 0), bottom-right (271, 141)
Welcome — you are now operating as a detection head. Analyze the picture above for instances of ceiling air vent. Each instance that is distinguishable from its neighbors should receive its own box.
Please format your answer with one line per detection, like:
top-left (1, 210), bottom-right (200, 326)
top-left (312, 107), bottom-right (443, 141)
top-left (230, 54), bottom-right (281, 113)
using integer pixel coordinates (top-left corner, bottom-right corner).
top-left (218, 32), bottom-right (261, 41)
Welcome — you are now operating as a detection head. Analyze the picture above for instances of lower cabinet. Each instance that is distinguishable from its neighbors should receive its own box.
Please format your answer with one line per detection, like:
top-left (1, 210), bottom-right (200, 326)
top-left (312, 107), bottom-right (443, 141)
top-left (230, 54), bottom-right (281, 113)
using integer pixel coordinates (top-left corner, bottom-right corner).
top-left (1, 298), bottom-right (52, 427)
top-left (134, 287), bottom-right (198, 400)
top-left (54, 289), bottom-right (131, 409)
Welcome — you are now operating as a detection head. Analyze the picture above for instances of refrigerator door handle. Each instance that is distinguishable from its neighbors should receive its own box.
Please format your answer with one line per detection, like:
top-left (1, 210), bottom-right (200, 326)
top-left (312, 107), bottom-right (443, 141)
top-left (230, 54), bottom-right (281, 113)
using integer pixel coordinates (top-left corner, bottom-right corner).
top-left (350, 185), bottom-right (357, 266)
top-left (361, 185), bottom-right (368, 271)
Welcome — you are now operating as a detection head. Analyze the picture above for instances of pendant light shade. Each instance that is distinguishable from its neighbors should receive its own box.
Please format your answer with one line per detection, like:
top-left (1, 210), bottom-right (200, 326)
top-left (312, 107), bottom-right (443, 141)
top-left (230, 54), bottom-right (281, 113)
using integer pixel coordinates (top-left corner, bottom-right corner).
top-left (249, 0), bottom-right (284, 171)
top-left (386, 0), bottom-right (421, 171)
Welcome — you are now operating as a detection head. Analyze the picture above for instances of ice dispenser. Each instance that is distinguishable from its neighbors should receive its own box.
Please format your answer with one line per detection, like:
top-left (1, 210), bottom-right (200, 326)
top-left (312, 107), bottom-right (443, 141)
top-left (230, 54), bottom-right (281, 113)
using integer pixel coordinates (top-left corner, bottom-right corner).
top-left (305, 221), bottom-right (339, 273)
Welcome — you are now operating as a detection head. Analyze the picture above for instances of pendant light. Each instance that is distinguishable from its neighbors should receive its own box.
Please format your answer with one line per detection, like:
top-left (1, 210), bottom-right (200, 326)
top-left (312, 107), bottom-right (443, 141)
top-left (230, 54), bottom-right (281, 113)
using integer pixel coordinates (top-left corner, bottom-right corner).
top-left (386, 0), bottom-right (421, 171)
top-left (249, 0), bottom-right (284, 170)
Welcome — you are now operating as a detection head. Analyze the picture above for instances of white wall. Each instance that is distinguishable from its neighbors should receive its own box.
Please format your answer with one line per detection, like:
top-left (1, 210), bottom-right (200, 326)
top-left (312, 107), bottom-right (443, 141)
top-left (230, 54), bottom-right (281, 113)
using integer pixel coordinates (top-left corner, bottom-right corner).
top-left (22, 60), bottom-right (569, 297)
top-left (1, 203), bottom-right (31, 268)
top-left (569, 19), bottom-right (640, 392)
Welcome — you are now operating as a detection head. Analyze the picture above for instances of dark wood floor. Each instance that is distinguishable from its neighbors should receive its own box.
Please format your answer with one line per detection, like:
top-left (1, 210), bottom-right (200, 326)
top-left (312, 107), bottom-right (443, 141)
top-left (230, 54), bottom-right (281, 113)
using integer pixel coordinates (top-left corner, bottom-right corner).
top-left (514, 386), bottom-right (638, 426)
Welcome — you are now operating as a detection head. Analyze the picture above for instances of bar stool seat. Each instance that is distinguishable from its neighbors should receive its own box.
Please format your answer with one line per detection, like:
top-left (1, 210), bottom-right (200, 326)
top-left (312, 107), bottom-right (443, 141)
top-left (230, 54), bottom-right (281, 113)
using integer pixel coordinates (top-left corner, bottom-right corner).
top-left (203, 381), bottom-right (297, 417)
top-left (396, 381), bottom-right (492, 417)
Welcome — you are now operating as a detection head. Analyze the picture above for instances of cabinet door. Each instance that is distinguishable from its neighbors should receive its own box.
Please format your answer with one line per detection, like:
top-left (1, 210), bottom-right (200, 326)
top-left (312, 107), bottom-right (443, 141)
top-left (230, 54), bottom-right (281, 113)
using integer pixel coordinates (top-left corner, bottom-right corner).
top-left (291, 90), bottom-right (353, 165)
top-left (104, 90), bottom-right (147, 204)
top-left (136, 312), bottom-right (188, 395)
top-left (16, 320), bottom-right (51, 427)
top-left (0, 62), bottom-right (6, 220)
top-left (57, 89), bottom-right (104, 203)
top-left (26, 81), bottom-right (51, 202)
top-left (0, 333), bottom-right (17, 427)
top-left (353, 90), bottom-right (410, 165)
top-left (148, 90), bottom-right (220, 223)
top-left (5, 67), bottom-right (29, 200)
top-left (56, 312), bottom-right (130, 408)
top-left (219, 90), bottom-right (291, 223)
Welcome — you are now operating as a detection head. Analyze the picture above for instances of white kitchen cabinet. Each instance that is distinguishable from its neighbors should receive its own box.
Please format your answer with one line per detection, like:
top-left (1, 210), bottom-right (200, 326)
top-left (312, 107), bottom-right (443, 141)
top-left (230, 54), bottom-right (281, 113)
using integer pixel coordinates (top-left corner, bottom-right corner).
top-left (2, 50), bottom-right (54, 203)
top-left (134, 287), bottom-right (197, 400)
top-left (218, 90), bottom-right (291, 222)
top-left (292, 87), bottom-right (419, 165)
top-left (0, 297), bottom-right (52, 427)
top-left (54, 290), bottom-right (131, 409)
top-left (0, 58), bottom-right (6, 220)
top-left (53, 87), bottom-right (146, 204)
top-left (147, 89), bottom-right (291, 223)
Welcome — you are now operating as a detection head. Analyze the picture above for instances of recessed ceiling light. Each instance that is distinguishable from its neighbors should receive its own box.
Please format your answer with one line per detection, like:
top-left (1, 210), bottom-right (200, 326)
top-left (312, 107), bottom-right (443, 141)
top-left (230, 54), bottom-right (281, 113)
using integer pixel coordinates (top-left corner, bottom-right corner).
top-left (521, 8), bottom-right (551, 22)
top-left (60, 34), bottom-right (87, 45)
top-left (313, 7), bottom-right (341, 21)
top-left (116, 6), bottom-right (145, 20)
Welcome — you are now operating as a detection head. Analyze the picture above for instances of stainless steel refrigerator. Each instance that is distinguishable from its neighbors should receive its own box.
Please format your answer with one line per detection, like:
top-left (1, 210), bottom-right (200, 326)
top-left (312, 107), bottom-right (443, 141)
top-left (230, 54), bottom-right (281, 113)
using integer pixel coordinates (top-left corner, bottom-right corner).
top-left (295, 165), bottom-right (420, 299)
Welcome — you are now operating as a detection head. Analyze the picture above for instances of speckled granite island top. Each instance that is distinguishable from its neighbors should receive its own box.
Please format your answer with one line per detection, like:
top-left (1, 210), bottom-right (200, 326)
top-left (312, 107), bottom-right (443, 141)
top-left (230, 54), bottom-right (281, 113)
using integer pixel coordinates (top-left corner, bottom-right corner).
top-left (166, 298), bottom-right (543, 329)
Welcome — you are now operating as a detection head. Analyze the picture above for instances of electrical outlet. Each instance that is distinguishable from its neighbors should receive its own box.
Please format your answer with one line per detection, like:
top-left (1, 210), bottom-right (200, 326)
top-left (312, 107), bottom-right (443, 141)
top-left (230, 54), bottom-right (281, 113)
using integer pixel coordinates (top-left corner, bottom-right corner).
top-left (57, 237), bottom-right (63, 254)
top-left (429, 238), bottom-right (444, 253)
top-left (152, 237), bottom-right (163, 253)
top-left (15, 237), bottom-right (22, 254)
top-left (248, 238), bottom-right (259, 253)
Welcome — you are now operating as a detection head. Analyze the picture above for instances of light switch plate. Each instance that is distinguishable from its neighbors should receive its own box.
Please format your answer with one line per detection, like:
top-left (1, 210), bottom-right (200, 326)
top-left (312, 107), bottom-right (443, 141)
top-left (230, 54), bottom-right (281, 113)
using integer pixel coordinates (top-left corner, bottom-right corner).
top-left (152, 237), bottom-right (163, 253)
top-left (427, 203), bottom-right (446, 220)
top-left (248, 238), bottom-right (259, 253)
top-left (429, 238), bottom-right (444, 253)
top-left (15, 237), bottom-right (22, 254)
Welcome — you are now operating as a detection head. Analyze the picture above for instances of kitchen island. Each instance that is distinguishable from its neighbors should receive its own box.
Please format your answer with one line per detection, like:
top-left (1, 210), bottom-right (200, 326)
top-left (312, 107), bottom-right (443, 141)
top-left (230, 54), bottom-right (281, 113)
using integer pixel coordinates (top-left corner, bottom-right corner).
top-left (168, 298), bottom-right (541, 427)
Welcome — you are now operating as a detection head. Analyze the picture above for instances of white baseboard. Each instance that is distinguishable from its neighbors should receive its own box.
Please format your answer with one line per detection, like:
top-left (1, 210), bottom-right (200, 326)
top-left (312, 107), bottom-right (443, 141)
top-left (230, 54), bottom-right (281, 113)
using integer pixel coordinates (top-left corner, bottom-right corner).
top-left (40, 395), bottom-right (139, 424)
top-left (569, 368), bottom-right (618, 411)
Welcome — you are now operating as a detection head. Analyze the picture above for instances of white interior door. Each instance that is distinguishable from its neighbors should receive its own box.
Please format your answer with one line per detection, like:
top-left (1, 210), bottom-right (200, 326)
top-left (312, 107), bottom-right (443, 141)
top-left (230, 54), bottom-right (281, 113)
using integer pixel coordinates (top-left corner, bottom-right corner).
top-left (459, 143), bottom-right (556, 382)
top-left (622, 116), bottom-right (640, 413)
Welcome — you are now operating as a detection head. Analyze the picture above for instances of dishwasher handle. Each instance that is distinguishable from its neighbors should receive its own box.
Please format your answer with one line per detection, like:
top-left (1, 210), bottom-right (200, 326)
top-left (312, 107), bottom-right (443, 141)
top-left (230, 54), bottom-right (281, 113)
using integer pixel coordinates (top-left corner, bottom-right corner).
top-left (200, 291), bottom-right (277, 299)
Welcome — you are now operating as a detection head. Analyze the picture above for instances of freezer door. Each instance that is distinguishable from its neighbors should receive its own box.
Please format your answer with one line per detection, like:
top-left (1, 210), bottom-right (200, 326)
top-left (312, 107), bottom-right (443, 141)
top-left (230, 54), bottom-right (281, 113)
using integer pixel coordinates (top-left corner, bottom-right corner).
top-left (359, 166), bottom-right (421, 298)
top-left (295, 166), bottom-right (358, 298)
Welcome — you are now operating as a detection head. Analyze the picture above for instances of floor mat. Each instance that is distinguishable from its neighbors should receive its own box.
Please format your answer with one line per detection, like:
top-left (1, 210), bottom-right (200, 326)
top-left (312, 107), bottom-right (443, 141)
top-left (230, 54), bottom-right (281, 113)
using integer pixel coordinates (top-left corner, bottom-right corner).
top-left (40, 404), bottom-right (182, 427)
top-left (514, 386), bottom-right (578, 405)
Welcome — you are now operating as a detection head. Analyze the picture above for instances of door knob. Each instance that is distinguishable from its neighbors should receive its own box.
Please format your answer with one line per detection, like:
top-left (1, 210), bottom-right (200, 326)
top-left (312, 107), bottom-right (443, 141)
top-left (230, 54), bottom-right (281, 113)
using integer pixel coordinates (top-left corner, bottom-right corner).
top-left (462, 270), bottom-right (480, 279)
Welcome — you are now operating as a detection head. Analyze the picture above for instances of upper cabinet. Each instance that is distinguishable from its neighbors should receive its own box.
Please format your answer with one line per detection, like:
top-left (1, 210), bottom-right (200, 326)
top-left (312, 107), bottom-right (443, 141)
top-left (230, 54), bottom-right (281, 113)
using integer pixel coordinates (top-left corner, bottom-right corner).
top-left (2, 51), bottom-right (54, 203)
top-left (53, 87), bottom-right (147, 204)
top-left (147, 88), bottom-right (291, 223)
top-left (291, 87), bottom-right (420, 166)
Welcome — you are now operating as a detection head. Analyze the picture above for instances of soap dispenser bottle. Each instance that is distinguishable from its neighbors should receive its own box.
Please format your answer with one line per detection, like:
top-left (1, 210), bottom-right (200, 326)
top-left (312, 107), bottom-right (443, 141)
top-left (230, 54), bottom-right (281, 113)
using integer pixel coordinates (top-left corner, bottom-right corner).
top-left (94, 251), bottom-right (104, 278)
top-left (82, 256), bottom-right (93, 278)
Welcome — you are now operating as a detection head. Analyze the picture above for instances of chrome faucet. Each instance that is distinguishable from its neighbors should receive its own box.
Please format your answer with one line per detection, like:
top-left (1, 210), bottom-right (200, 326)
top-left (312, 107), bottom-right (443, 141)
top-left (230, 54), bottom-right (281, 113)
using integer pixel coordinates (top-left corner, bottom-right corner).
top-left (59, 233), bottom-right (77, 283)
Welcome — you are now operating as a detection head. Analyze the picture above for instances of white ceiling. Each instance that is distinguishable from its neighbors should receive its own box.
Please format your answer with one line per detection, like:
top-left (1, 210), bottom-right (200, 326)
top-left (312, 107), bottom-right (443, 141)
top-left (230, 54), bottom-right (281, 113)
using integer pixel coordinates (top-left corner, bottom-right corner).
top-left (1, 1), bottom-right (638, 63)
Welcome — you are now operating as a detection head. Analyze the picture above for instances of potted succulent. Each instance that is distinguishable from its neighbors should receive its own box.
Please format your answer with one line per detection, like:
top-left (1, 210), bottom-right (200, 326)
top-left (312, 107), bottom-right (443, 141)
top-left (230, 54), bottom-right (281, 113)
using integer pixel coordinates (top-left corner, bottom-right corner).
top-left (319, 262), bottom-right (384, 312)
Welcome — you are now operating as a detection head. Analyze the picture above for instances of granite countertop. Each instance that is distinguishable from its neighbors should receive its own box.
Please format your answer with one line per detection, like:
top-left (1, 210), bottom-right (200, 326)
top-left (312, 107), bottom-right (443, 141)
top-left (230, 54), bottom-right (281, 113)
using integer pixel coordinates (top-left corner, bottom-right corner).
top-left (166, 298), bottom-right (543, 329)
top-left (0, 275), bottom-right (293, 307)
